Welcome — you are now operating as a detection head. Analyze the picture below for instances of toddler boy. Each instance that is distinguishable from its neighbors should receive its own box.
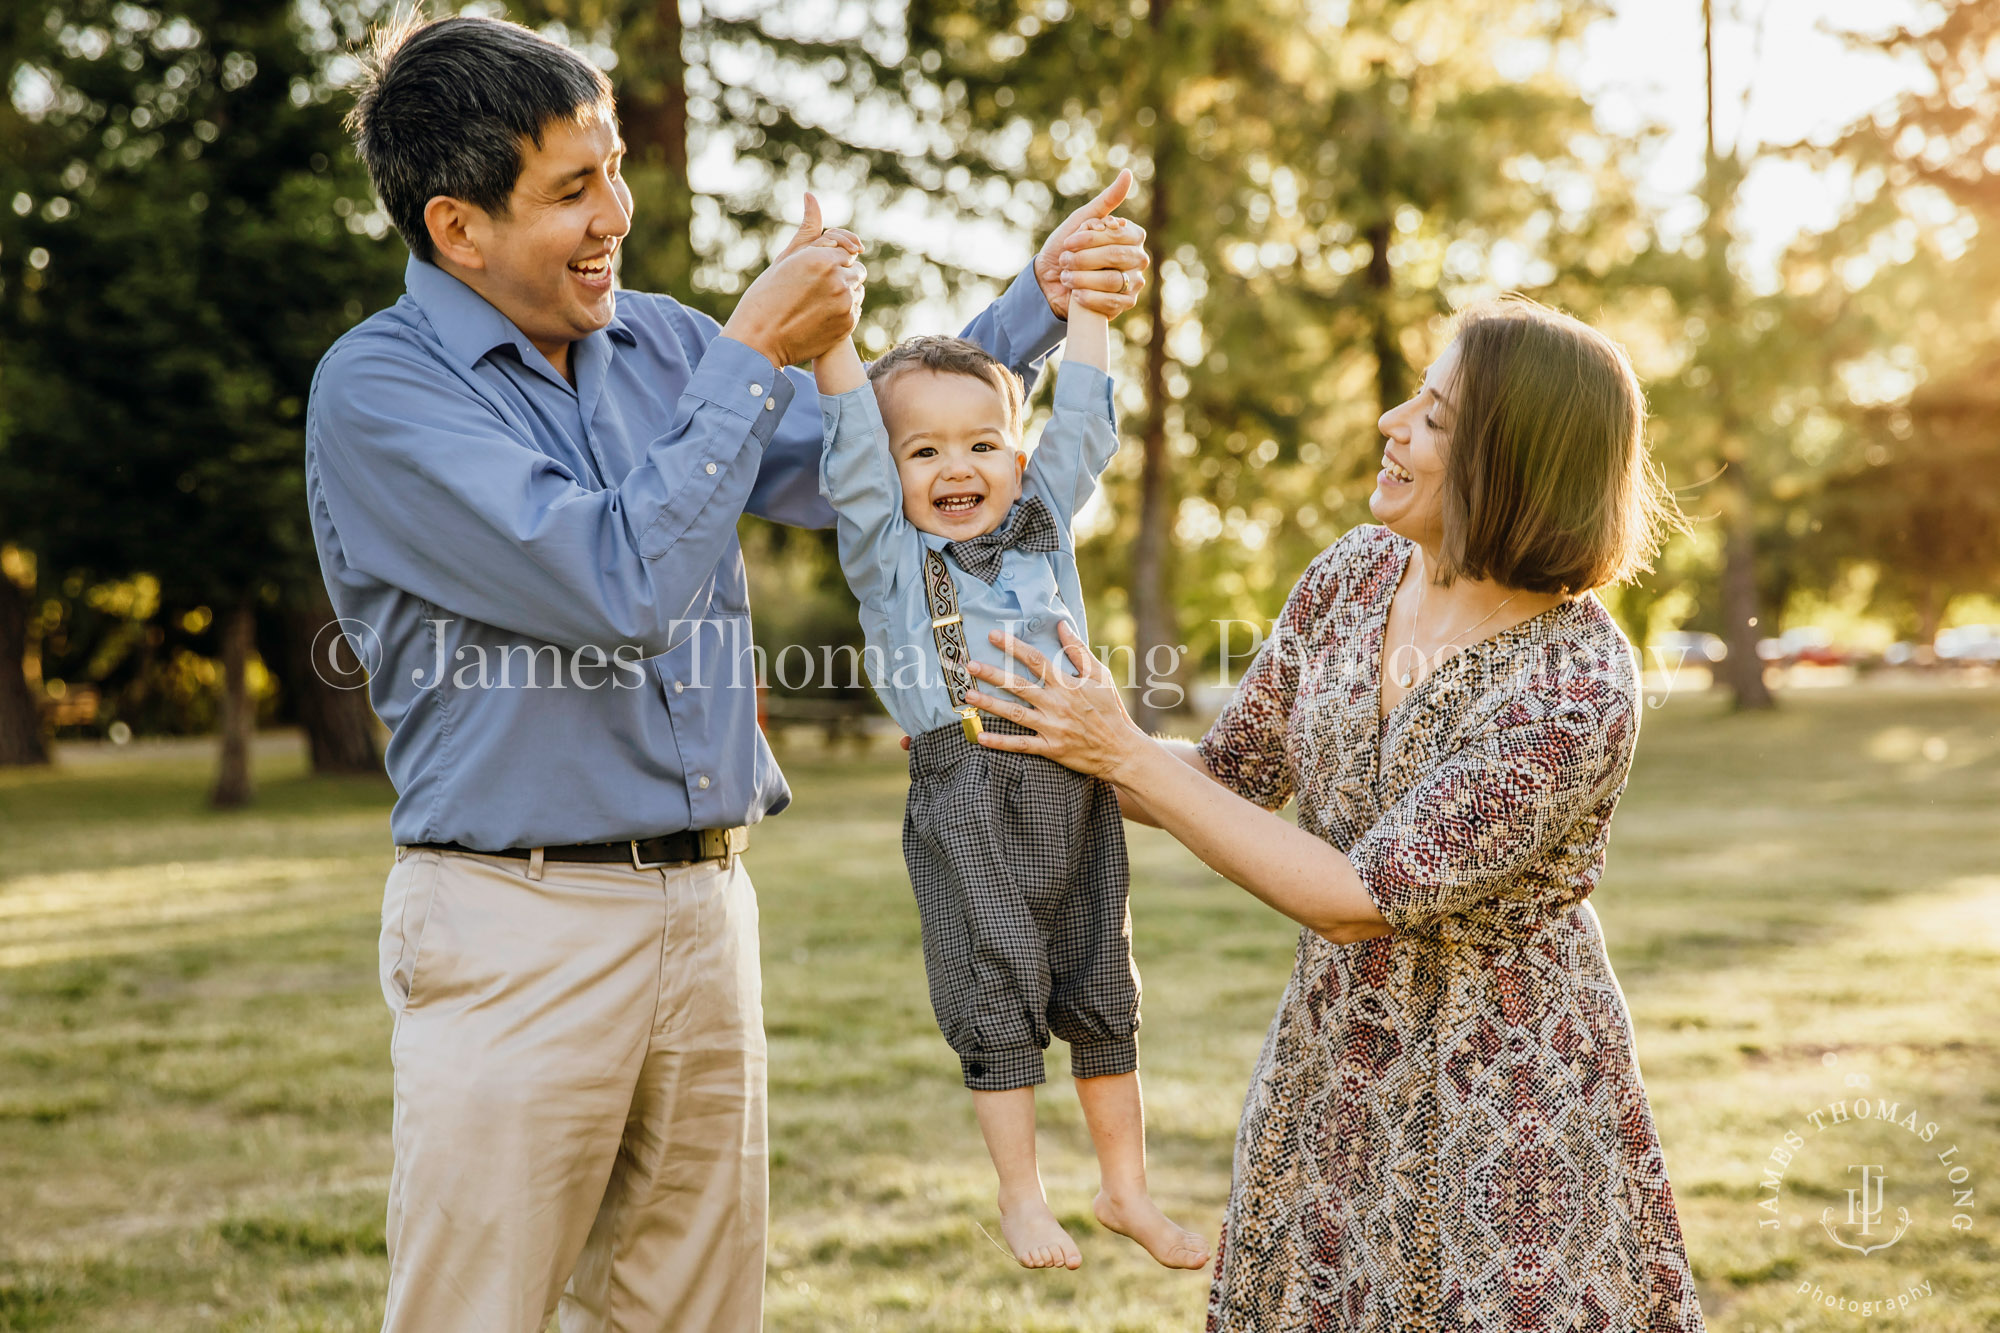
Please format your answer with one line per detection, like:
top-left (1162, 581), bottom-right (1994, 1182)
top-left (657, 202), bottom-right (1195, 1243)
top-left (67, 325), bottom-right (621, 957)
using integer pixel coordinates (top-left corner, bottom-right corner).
top-left (811, 230), bottom-right (1207, 1273)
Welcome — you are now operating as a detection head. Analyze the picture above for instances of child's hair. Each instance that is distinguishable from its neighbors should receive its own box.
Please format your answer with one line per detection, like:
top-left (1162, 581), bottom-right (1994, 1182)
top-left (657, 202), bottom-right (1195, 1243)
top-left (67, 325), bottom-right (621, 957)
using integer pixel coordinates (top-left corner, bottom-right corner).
top-left (867, 335), bottom-right (1026, 439)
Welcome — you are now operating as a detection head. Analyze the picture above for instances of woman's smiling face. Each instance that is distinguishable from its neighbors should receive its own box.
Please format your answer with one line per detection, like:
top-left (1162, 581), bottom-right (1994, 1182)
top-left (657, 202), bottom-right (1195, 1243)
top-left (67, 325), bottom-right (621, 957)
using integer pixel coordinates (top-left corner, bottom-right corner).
top-left (1369, 339), bottom-right (1461, 546)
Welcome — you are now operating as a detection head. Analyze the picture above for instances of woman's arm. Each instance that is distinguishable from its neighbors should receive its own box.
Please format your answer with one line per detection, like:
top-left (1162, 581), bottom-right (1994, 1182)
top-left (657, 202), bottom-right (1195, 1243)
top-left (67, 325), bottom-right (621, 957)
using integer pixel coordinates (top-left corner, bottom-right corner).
top-left (965, 625), bottom-right (1390, 944)
top-left (1111, 738), bottom-right (1209, 828)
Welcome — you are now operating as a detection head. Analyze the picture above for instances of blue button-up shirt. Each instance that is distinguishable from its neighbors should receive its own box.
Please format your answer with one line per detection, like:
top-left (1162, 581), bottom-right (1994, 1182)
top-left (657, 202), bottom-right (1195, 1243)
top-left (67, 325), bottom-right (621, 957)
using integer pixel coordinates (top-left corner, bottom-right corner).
top-left (305, 257), bottom-right (1063, 848)
top-left (818, 362), bottom-right (1118, 738)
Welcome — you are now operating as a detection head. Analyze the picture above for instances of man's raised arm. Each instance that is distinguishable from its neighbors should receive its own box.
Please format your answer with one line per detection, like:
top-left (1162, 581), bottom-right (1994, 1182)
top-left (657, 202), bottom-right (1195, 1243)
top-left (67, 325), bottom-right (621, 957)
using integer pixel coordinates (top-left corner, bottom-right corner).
top-left (309, 218), bottom-right (860, 657)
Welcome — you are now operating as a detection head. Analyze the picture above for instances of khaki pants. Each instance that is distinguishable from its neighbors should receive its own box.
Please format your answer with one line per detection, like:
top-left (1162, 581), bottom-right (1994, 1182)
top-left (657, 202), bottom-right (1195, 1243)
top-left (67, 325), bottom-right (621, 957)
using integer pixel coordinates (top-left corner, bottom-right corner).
top-left (377, 846), bottom-right (767, 1332)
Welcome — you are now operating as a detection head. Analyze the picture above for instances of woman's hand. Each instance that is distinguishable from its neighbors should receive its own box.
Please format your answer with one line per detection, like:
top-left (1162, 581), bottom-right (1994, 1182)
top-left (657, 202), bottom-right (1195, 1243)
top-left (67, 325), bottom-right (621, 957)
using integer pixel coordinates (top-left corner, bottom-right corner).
top-left (967, 626), bottom-right (1391, 944)
top-left (963, 622), bottom-right (1147, 780)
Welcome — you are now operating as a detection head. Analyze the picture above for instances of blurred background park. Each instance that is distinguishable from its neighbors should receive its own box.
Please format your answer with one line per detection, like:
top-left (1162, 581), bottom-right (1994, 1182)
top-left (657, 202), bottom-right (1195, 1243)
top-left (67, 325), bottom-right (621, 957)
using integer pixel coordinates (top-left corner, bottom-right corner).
top-left (1, 0), bottom-right (1997, 1329)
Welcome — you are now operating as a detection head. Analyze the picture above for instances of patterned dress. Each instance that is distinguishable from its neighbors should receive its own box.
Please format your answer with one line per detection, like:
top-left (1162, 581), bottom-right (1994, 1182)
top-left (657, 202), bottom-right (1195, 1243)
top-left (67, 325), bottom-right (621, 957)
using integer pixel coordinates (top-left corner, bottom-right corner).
top-left (1196, 525), bottom-right (1704, 1333)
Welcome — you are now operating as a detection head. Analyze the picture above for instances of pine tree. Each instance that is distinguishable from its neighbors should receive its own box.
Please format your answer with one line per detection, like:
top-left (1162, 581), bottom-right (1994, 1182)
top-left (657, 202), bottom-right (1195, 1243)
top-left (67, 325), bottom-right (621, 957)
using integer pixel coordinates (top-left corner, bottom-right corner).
top-left (0, 0), bottom-right (403, 792)
top-left (906, 0), bottom-right (1642, 722)
top-left (1795, 0), bottom-right (2000, 640)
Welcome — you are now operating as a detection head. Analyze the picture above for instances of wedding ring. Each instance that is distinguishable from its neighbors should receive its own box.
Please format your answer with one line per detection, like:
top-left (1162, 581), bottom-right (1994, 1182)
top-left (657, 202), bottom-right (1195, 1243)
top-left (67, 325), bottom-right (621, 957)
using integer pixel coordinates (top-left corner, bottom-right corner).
top-left (1120, 271), bottom-right (1134, 295)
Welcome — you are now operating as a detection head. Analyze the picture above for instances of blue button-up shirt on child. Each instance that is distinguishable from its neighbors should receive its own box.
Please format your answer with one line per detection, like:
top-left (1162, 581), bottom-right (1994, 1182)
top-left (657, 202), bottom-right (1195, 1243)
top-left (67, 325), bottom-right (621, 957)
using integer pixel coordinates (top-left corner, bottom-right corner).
top-left (305, 257), bottom-right (1063, 849)
top-left (817, 362), bottom-right (1118, 738)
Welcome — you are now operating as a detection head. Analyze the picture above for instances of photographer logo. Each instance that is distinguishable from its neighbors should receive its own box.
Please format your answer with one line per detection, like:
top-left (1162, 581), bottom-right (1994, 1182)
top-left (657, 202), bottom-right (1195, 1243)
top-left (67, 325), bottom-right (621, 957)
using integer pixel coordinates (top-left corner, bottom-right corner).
top-left (1755, 1062), bottom-right (1977, 1319)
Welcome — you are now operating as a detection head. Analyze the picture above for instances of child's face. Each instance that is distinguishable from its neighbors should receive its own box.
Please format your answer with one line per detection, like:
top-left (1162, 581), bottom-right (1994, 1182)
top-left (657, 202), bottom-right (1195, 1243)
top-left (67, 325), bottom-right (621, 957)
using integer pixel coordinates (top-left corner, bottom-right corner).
top-left (878, 367), bottom-right (1028, 540)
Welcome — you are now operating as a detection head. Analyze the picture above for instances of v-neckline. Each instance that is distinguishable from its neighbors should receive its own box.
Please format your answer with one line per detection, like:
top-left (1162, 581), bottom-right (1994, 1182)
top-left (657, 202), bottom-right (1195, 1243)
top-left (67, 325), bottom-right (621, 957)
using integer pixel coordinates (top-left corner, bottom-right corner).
top-left (1370, 536), bottom-right (1576, 733)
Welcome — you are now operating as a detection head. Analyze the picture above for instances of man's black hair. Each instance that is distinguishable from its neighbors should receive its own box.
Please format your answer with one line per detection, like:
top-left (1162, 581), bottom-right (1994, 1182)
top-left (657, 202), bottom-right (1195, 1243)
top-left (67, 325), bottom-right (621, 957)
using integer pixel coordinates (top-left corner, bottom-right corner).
top-left (346, 15), bottom-right (613, 263)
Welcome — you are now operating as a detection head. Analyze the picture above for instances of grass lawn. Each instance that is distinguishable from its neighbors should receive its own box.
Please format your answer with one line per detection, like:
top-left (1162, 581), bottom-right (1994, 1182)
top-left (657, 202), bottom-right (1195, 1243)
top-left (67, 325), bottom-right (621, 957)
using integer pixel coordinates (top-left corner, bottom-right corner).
top-left (2, 684), bottom-right (1997, 1331)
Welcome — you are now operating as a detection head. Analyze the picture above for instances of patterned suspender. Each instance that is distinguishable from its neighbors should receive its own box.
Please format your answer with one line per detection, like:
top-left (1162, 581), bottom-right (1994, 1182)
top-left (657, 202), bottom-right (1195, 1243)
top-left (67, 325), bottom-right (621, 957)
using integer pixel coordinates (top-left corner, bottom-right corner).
top-left (922, 548), bottom-right (984, 742)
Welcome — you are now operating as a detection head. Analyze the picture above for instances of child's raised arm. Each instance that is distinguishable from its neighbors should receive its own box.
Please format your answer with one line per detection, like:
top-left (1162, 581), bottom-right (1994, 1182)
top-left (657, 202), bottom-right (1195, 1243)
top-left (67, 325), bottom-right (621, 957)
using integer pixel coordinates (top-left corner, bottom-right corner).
top-left (1025, 224), bottom-right (1120, 522)
top-left (814, 332), bottom-right (866, 396)
top-left (815, 337), bottom-right (910, 608)
top-left (1062, 288), bottom-right (1110, 375)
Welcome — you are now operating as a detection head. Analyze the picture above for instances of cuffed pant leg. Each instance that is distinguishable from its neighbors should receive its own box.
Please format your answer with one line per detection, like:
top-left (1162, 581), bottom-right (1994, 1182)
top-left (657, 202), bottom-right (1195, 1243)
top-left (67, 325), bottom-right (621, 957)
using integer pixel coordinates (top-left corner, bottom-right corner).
top-left (1068, 1038), bottom-right (1140, 1081)
top-left (962, 1045), bottom-right (1048, 1091)
top-left (904, 730), bottom-right (1054, 1093)
top-left (1043, 771), bottom-right (1143, 1080)
top-left (379, 851), bottom-right (663, 1333)
top-left (559, 857), bottom-right (768, 1333)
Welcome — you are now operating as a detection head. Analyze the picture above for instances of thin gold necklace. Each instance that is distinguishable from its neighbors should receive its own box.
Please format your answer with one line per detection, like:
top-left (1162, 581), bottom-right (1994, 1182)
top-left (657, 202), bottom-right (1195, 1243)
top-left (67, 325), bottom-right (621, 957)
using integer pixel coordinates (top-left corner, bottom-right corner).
top-left (1397, 556), bottom-right (1523, 690)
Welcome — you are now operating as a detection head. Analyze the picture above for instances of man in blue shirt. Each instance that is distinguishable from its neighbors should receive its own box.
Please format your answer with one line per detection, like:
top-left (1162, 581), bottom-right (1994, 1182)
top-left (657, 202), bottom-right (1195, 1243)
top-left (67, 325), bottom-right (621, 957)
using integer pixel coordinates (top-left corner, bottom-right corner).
top-left (306, 14), bottom-right (1148, 1332)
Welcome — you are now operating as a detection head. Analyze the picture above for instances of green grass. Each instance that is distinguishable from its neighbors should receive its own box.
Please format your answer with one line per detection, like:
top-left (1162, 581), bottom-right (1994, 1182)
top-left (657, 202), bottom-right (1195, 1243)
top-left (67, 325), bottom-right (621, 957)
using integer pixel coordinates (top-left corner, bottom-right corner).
top-left (1, 685), bottom-right (1997, 1331)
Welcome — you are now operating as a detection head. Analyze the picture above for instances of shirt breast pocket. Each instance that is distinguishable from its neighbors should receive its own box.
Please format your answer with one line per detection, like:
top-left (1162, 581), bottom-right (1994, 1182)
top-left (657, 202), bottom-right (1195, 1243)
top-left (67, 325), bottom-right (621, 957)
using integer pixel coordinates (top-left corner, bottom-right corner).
top-left (709, 562), bottom-right (751, 617)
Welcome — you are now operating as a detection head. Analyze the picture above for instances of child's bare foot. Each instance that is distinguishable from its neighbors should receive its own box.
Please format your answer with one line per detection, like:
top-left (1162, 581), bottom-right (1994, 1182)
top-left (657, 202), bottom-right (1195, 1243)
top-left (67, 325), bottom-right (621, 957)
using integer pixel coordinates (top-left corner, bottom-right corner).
top-left (999, 1191), bottom-right (1083, 1270)
top-left (1094, 1188), bottom-right (1210, 1270)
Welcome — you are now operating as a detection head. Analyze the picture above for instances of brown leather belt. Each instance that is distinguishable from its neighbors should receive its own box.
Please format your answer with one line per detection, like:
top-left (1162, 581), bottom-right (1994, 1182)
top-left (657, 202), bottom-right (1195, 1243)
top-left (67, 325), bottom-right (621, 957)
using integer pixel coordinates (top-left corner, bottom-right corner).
top-left (412, 826), bottom-right (748, 871)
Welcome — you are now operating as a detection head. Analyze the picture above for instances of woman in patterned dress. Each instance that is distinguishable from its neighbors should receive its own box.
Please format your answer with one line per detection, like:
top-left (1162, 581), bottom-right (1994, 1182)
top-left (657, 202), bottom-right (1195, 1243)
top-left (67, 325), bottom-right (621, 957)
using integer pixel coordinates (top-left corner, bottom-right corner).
top-left (961, 297), bottom-right (1706, 1331)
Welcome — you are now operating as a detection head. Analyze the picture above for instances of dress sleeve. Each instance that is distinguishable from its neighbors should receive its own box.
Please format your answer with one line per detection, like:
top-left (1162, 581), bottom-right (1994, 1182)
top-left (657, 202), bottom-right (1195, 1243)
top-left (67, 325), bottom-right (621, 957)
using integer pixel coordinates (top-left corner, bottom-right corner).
top-left (1347, 682), bottom-right (1638, 930)
top-left (1195, 537), bottom-right (1354, 810)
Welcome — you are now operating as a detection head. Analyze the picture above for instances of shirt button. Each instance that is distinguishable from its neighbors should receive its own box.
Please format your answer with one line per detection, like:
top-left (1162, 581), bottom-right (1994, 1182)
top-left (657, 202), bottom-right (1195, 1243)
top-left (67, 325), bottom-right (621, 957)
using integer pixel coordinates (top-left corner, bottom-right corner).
top-left (697, 775), bottom-right (711, 790)
top-left (749, 383), bottom-right (764, 397)
top-left (765, 397), bottom-right (776, 411)
top-left (672, 681), bottom-right (684, 694)
top-left (705, 462), bottom-right (717, 475)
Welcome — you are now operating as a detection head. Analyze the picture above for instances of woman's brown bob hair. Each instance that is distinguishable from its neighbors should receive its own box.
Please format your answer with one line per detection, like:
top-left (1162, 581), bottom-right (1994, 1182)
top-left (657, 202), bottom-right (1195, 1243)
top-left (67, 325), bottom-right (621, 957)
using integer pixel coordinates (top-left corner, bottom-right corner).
top-left (1435, 296), bottom-right (1683, 595)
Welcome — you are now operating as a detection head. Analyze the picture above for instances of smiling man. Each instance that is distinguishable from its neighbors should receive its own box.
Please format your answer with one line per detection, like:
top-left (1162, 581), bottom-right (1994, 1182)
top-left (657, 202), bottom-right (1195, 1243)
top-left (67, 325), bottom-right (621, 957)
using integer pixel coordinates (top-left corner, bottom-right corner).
top-left (303, 14), bottom-right (1148, 1333)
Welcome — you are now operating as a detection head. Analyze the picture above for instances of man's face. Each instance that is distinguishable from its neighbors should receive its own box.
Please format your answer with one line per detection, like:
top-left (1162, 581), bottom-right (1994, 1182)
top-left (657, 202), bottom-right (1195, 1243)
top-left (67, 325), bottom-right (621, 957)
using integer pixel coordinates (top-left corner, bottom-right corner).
top-left (878, 368), bottom-right (1028, 540)
top-left (457, 109), bottom-right (632, 364)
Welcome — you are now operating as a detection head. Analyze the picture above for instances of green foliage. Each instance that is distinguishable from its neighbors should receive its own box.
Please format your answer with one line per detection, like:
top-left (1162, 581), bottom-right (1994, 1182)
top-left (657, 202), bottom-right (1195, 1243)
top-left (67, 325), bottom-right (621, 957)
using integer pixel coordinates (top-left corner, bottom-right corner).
top-left (1786, 0), bottom-right (2000, 634)
top-left (0, 0), bottom-right (404, 602)
top-left (2, 0), bottom-right (1994, 745)
top-left (905, 0), bottom-right (1646, 657)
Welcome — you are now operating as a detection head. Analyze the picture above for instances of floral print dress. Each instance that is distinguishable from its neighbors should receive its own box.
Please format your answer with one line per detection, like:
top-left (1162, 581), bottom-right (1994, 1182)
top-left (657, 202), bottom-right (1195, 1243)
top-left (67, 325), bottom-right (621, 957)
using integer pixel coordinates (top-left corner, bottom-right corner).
top-left (1196, 525), bottom-right (1704, 1333)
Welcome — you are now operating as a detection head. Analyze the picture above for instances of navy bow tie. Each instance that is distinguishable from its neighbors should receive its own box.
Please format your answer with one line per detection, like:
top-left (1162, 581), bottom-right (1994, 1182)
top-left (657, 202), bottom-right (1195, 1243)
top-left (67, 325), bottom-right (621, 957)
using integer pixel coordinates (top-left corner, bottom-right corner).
top-left (943, 495), bottom-right (1059, 584)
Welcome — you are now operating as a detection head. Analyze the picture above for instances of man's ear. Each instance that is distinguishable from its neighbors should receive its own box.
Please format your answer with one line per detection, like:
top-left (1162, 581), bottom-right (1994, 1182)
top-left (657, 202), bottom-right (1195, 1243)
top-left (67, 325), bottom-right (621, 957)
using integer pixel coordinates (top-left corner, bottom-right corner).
top-left (423, 195), bottom-right (487, 271)
top-left (1016, 451), bottom-right (1029, 476)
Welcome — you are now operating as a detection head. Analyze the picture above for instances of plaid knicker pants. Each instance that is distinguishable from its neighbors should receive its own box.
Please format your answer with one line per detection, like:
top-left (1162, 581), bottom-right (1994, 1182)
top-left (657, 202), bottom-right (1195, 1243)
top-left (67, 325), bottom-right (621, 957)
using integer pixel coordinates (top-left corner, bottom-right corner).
top-left (902, 714), bottom-right (1141, 1091)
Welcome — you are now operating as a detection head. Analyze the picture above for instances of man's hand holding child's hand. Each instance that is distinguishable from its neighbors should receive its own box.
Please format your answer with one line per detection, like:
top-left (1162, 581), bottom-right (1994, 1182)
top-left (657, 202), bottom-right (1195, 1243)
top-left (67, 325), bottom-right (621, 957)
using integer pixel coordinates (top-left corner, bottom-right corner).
top-left (724, 193), bottom-right (865, 370)
top-left (1035, 168), bottom-right (1149, 321)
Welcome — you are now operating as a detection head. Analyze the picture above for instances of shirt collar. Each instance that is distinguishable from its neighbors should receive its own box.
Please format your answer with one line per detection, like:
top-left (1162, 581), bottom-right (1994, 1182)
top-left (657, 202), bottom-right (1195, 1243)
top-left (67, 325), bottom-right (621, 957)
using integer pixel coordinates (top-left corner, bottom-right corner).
top-left (403, 257), bottom-right (635, 374)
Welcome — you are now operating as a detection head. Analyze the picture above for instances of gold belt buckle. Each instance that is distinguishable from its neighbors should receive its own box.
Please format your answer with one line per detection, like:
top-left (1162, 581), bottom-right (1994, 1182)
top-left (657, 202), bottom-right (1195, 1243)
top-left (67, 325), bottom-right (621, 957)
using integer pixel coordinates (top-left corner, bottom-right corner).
top-left (959, 705), bottom-right (983, 744)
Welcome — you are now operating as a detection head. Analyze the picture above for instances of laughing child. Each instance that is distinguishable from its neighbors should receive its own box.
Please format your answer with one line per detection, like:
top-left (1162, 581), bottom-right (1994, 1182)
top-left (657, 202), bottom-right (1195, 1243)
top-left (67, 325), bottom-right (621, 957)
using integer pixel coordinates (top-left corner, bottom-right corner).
top-left (810, 223), bottom-right (1208, 1274)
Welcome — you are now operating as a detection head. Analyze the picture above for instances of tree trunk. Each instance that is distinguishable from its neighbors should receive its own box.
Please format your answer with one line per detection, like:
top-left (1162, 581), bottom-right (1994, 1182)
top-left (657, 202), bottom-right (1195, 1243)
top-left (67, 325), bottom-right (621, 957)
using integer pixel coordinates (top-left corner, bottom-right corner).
top-left (1129, 0), bottom-right (1179, 732)
top-left (0, 561), bottom-right (48, 766)
top-left (211, 598), bottom-right (256, 808)
top-left (1702, 0), bottom-right (1772, 711)
top-left (285, 582), bottom-right (380, 775)
top-left (1915, 581), bottom-right (1944, 651)
top-left (1364, 217), bottom-right (1407, 417)
top-left (613, 0), bottom-right (694, 297)
top-left (1716, 459), bottom-right (1774, 708)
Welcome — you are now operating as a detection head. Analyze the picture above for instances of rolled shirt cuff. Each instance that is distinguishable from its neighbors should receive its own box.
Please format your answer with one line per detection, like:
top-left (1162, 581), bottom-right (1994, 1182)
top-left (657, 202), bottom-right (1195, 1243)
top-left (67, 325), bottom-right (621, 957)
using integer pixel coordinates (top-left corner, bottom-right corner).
top-left (1051, 360), bottom-right (1115, 422)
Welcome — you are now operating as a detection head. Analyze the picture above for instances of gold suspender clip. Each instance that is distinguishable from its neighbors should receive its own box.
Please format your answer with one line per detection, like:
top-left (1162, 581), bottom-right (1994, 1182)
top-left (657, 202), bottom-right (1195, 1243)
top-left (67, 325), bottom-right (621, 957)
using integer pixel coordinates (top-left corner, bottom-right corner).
top-left (958, 704), bottom-right (983, 743)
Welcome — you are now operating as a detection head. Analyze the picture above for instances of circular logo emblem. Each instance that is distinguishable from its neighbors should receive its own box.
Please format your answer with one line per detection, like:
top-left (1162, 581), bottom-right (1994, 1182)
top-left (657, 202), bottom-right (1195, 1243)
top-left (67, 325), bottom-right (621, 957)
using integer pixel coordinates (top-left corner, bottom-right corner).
top-left (1753, 1058), bottom-right (1977, 1319)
